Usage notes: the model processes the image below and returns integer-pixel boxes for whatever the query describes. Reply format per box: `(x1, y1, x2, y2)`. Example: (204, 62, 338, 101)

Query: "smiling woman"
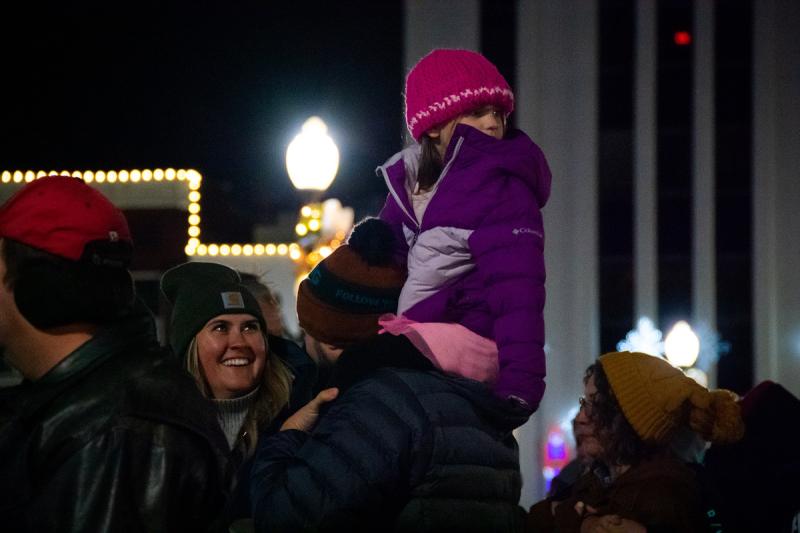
(160, 262, 305, 455)
(160, 261, 316, 525)
(194, 314, 267, 400)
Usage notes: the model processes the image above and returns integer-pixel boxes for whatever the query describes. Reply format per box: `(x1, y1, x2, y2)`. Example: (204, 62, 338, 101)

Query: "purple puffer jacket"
(377, 123, 551, 410)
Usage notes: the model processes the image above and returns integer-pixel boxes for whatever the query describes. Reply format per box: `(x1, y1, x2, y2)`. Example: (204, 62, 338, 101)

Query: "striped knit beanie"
(296, 217, 405, 347)
(404, 48, 515, 141)
(599, 351, 744, 445)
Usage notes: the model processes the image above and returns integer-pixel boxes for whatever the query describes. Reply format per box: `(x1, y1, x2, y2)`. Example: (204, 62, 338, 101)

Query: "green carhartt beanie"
(160, 262, 266, 359)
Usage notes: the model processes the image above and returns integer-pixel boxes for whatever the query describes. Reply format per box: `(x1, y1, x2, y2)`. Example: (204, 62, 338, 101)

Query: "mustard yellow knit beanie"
(598, 351, 744, 445)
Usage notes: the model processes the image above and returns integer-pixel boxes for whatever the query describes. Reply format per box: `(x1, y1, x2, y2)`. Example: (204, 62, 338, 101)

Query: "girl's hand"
(280, 388, 339, 432)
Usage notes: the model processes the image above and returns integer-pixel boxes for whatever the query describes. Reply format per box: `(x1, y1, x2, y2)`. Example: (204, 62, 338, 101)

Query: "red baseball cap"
(0, 176, 132, 261)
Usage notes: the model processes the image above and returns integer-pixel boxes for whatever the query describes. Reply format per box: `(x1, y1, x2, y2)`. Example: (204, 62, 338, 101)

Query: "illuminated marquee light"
(541, 426, 571, 493)
(0, 168, 331, 262)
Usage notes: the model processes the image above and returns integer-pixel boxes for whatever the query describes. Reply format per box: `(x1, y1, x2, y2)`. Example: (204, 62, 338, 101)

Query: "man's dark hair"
(2, 238, 135, 329)
(584, 362, 660, 466)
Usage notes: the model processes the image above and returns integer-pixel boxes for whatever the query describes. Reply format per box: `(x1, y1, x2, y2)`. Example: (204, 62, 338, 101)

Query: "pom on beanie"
(161, 262, 266, 358)
(404, 48, 514, 141)
(345, 217, 397, 266)
(296, 217, 405, 347)
(688, 388, 744, 444)
(599, 351, 744, 445)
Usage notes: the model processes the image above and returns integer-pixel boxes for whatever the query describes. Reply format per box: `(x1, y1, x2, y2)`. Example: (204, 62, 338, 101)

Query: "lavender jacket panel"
(377, 124, 552, 409)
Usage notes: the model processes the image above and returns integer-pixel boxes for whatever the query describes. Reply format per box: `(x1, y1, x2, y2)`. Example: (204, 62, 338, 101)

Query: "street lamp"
(285, 116, 339, 191)
(284, 116, 352, 277)
(663, 320, 700, 368)
(619, 318, 710, 385)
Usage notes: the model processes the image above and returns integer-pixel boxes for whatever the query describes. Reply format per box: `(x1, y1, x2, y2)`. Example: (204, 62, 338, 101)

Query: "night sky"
(1, 1, 405, 242)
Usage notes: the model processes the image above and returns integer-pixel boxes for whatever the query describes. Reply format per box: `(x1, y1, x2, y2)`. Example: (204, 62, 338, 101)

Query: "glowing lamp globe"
(286, 117, 339, 191)
(663, 321, 700, 368)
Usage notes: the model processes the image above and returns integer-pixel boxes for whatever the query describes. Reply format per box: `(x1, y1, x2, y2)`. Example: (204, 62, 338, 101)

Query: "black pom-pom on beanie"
(346, 216, 397, 267)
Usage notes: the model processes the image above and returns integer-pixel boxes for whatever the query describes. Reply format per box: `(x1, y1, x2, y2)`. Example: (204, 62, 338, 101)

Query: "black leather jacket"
(0, 303, 232, 532)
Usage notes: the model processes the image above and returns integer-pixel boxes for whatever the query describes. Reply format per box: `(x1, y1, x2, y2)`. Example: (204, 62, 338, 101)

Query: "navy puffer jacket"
(250, 334, 528, 532)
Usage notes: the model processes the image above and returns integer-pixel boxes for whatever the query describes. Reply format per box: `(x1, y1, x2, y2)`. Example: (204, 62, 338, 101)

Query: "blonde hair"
(185, 334, 293, 457)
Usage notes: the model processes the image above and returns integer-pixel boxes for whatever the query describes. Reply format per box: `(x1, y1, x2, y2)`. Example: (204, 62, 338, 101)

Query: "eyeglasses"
(578, 395, 596, 415)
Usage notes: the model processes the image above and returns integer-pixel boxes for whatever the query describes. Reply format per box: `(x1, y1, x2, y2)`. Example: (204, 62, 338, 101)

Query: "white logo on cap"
(109, 231, 119, 242)
(221, 292, 244, 309)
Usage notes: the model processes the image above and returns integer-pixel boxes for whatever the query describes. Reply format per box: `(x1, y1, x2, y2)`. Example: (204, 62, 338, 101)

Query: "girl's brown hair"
(416, 135, 444, 191)
(413, 109, 508, 192)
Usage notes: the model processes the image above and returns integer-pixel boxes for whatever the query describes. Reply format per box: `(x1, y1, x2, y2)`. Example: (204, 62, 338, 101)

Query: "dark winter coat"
(0, 302, 232, 532)
(527, 454, 709, 533)
(249, 333, 529, 532)
(377, 124, 551, 408)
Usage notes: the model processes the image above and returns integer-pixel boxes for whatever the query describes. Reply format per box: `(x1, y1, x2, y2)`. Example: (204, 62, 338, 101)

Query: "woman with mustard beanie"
(528, 351, 744, 532)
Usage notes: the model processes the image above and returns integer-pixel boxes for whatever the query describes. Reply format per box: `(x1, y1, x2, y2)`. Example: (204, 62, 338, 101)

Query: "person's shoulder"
(491, 129, 552, 207)
(621, 455, 701, 495)
(639, 454, 697, 475)
(84, 346, 228, 451)
(503, 128, 548, 156)
(385, 365, 456, 391)
(330, 364, 439, 424)
(19, 346, 226, 461)
(33, 344, 164, 420)
(342, 365, 429, 399)
(118, 345, 195, 400)
(268, 335, 315, 374)
(455, 145, 548, 211)
(352, 365, 477, 413)
(128, 351, 222, 420)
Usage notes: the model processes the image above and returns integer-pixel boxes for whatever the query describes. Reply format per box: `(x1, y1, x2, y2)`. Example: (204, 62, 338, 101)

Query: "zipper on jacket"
(381, 135, 464, 241)
(380, 165, 417, 229)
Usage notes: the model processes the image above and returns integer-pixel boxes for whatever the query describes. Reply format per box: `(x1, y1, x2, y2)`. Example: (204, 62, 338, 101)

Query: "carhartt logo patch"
(108, 231, 119, 242)
(221, 292, 244, 309)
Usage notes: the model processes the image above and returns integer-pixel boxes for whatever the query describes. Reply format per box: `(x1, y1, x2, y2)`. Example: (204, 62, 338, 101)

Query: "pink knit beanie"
(404, 48, 515, 141)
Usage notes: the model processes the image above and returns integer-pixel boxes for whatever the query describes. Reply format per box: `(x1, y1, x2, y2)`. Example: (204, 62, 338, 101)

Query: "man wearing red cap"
(0, 177, 231, 531)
